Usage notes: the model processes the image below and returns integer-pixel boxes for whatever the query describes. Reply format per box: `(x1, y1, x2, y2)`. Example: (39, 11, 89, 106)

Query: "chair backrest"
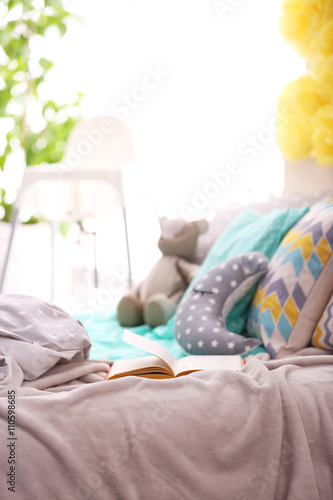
(16, 116, 134, 221)
(62, 115, 134, 170)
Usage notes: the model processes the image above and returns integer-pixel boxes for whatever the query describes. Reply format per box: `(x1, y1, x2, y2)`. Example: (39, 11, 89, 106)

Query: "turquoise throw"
(77, 309, 184, 360)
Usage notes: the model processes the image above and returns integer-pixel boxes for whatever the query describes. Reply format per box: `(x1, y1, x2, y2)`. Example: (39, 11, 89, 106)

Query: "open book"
(105, 330, 245, 380)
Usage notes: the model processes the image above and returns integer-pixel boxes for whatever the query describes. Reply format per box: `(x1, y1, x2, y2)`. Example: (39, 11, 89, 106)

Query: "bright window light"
(4, 0, 305, 217)
(0, 1, 307, 305)
(40, 0, 304, 217)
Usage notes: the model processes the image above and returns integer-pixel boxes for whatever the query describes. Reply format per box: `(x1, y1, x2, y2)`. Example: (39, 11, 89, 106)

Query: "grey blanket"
(1, 355, 333, 500)
(0, 294, 91, 386)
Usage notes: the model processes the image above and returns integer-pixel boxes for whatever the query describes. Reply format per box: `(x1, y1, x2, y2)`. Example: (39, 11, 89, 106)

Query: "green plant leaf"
(0, 0, 83, 225)
(39, 57, 54, 72)
(0, 155, 7, 170)
(57, 21, 67, 36)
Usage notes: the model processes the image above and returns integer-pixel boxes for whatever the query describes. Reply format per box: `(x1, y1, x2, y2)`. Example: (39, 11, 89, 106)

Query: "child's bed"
(1, 191, 333, 500)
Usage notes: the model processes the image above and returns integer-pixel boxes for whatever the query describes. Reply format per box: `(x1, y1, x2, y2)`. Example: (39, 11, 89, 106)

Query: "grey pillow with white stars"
(174, 252, 268, 355)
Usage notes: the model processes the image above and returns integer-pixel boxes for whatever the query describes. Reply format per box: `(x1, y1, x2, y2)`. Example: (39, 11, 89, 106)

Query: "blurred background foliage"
(0, 0, 82, 222)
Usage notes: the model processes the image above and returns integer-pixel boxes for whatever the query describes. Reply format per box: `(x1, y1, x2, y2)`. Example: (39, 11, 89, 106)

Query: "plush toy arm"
(176, 258, 201, 285)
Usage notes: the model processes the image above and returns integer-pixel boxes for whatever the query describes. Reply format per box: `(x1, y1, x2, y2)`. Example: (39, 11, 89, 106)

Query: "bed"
(1, 191, 333, 500)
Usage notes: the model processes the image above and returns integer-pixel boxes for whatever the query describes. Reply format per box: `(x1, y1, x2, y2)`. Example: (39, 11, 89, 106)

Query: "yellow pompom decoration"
(313, 105, 333, 166)
(314, 55, 333, 102)
(276, 76, 326, 160)
(280, 0, 333, 58)
(277, 112, 313, 161)
(277, 0, 333, 166)
(310, 19, 333, 58)
(278, 75, 326, 116)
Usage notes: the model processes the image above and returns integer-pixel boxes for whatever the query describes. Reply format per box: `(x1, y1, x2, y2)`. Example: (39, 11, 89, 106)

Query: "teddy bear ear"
(193, 219, 209, 235)
(159, 217, 188, 238)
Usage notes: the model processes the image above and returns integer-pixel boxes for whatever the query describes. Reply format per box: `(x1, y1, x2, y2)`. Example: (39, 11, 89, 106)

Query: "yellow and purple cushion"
(247, 196, 333, 358)
(312, 293, 333, 351)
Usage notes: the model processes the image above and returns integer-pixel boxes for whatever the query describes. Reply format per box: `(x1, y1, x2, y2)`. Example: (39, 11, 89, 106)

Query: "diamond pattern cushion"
(312, 293, 333, 351)
(247, 197, 333, 359)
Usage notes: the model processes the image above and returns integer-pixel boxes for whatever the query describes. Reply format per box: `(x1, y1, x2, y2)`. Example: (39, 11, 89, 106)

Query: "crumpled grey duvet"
(0, 354, 333, 500)
(0, 294, 91, 386)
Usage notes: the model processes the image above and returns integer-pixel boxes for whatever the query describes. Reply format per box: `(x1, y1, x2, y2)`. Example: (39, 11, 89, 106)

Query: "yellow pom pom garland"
(313, 105, 333, 166)
(277, 0, 333, 166)
(311, 19, 333, 58)
(279, 0, 333, 59)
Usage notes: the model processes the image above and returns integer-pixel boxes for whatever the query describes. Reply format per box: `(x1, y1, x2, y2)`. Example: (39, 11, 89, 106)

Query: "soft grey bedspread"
(0, 355, 333, 500)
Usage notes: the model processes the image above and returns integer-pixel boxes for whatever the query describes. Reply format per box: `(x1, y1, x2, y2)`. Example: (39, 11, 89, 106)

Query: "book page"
(123, 329, 177, 372)
(106, 356, 171, 379)
(173, 355, 244, 376)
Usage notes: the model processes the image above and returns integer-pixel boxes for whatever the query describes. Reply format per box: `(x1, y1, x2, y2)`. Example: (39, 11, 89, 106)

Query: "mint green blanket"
(77, 308, 268, 360)
(77, 309, 185, 360)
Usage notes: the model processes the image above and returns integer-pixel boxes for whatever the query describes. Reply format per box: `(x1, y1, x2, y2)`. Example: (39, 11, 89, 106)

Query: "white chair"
(0, 115, 134, 299)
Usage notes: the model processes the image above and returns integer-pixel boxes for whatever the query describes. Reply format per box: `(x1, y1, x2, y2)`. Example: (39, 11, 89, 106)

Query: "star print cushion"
(0, 294, 91, 383)
(174, 252, 268, 355)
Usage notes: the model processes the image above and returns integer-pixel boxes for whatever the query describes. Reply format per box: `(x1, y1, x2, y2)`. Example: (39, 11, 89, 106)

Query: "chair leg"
(122, 205, 132, 289)
(0, 207, 19, 293)
(50, 221, 55, 303)
(93, 232, 98, 288)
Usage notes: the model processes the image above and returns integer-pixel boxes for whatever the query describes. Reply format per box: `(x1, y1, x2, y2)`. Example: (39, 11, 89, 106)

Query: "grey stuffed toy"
(174, 252, 268, 355)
